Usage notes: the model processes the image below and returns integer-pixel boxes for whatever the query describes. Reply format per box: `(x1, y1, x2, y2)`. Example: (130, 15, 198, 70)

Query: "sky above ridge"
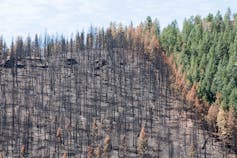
(0, 0, 237, 42)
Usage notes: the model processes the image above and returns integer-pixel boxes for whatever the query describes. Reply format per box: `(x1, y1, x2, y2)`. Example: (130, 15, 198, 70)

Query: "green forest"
(161, 9, 237, 109)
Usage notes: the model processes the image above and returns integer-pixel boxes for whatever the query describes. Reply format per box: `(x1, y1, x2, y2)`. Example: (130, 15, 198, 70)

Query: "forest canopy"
(160, 8, 237, 110)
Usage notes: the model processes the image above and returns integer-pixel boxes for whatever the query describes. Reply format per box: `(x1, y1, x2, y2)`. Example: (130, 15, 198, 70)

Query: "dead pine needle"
(94, 146, 102, 158)
(137, 127, 148, 157)
(0, 152, 4, 158)
(87, 145, 94, 158)
(56, 127, 62, 143)
(20, 145, 26, 157)
(103, 134, 112, 157)
(61, 151, 67, 158)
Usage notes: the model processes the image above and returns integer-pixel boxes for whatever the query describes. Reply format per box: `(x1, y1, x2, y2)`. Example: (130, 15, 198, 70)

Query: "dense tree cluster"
(161, 9, 237, 144)
(161, 9, 237, 109)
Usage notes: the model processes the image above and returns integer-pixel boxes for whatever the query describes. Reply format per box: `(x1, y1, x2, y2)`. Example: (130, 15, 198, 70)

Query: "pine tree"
(137, 127, 148, 157)
(229, 88, 237, 108)
(206, 105, 219, 131)
(217, 107, 228, 139)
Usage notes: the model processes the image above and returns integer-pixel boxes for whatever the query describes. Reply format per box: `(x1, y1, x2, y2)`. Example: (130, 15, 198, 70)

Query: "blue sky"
(0, 0, 237, 42)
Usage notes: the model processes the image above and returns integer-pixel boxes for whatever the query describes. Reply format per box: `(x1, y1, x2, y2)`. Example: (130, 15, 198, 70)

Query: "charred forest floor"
(0, 49, 236, 158)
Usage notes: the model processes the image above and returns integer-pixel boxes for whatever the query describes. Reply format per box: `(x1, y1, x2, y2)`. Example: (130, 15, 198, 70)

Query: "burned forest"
(0, 17, 236, 158)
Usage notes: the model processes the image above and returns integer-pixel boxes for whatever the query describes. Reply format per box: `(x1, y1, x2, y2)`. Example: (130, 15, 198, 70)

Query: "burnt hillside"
(0, 47, 234, 158)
